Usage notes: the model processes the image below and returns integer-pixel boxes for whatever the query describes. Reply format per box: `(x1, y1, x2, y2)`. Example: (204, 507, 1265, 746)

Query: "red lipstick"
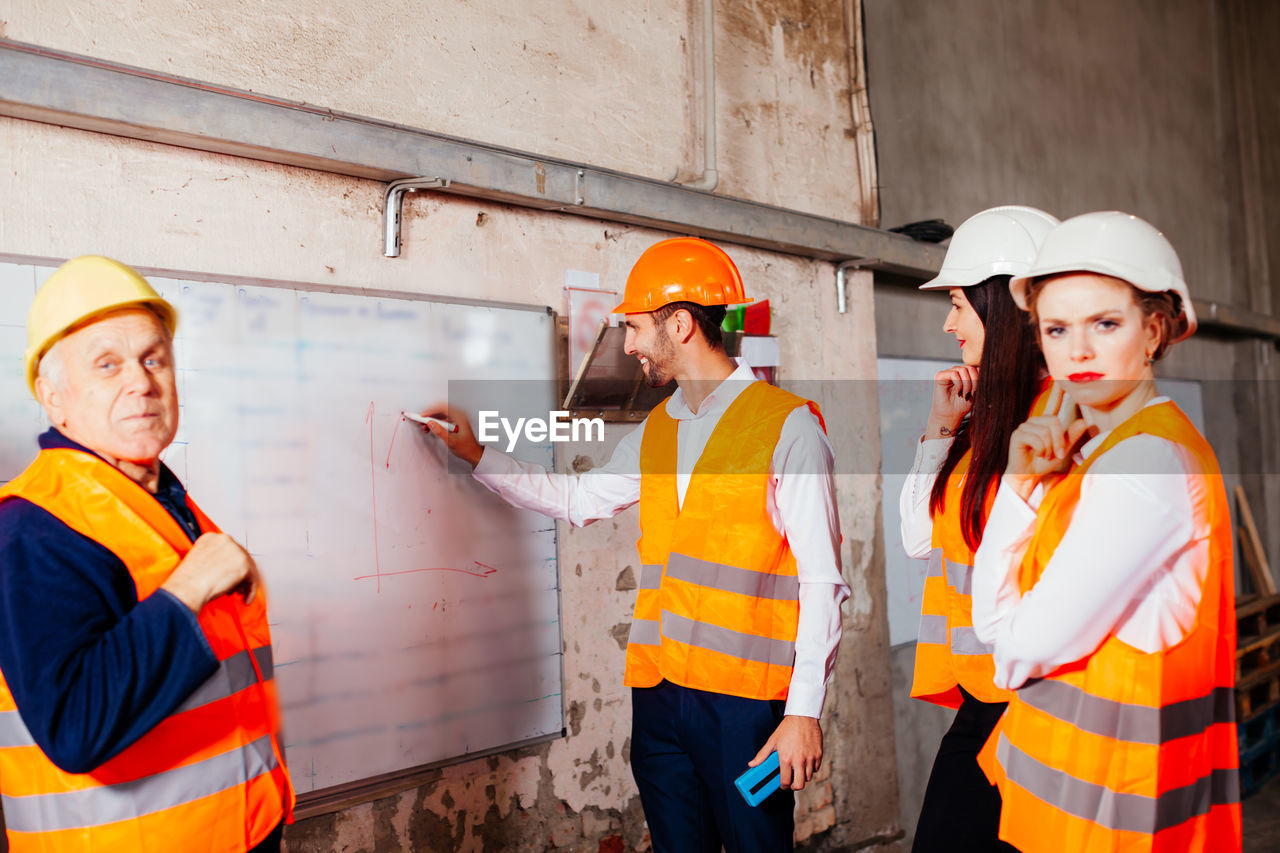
(1067, 372, 1103, 383)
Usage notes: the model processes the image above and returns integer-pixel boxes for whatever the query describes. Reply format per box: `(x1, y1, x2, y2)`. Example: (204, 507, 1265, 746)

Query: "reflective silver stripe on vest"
(926, 548, 944, 578)
(1017, 679, 1235, 745)
(917, 614, 947, 645)
(629, 618, 661, 647)
(639, 564, 664, 590)
(661, 611, 796, 668)
(175, 645, 275, 715)
(0, 646, 277, 750)
(666, 553, 800, 601)
(996, 732, 1239, 834)
(945, 558, 974, 596)
(950, 627, 993, 656)
(0, 733, 278, 833)
(0, 709, 35, 748)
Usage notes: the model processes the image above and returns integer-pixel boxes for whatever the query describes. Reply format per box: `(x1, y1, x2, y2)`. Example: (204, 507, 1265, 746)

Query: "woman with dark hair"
(898, 205, 1058, 851)
(972, 212, 1241, 852)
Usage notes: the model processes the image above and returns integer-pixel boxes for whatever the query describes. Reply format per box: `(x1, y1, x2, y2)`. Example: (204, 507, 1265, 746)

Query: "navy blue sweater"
(0, 430, 218, 773)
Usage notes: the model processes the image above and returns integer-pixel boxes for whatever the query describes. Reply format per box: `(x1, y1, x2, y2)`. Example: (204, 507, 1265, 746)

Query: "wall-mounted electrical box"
(560, 322, 780, 422)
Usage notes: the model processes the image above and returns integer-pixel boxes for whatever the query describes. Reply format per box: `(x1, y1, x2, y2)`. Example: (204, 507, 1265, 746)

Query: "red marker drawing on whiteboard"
(402, 412, 459, 433)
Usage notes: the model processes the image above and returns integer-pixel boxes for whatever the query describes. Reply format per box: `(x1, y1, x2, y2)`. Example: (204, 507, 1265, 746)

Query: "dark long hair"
(928, 276, 1044, 550)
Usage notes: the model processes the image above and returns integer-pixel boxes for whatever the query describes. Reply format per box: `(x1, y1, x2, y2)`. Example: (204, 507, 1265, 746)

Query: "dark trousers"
(249, 821, 284, 853)
(631, 681, 794, 853)
(912, 687, 1016, 852)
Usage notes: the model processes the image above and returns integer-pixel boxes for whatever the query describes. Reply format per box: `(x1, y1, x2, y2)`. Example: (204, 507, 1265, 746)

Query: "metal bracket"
(383, 177, 452, 258)
(834, 258, 880, 314)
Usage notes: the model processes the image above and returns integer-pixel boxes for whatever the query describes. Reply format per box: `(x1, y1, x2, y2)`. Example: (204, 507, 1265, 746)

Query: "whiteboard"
(0, 259, 564, 796)
(877, 357, 1205, 647)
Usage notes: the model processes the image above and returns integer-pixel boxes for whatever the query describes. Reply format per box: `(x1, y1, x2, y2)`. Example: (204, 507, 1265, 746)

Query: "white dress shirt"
(898, 437, 954, 560)
(472, 362, 849, 718)
(971, 398, 1204, 690)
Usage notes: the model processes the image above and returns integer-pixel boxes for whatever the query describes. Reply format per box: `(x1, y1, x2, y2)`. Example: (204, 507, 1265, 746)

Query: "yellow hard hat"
(24, 256, 178, 395)
(612, 237, 752, 314)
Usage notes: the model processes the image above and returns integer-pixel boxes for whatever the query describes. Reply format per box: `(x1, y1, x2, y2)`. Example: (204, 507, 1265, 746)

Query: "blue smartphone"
(734, 751, 781, 807)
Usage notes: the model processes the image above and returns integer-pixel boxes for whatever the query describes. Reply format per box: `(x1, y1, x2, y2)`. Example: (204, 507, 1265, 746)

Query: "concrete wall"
(0, 0, 897, 840)
(866, 0, 1229, 300)
(0, 0, 871, 223)
(0, 117, 896, 850)
(863, 0, 1280, 845)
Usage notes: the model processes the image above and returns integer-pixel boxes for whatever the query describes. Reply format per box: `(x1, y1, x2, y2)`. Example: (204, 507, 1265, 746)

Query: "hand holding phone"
(734, 751, 781, 807)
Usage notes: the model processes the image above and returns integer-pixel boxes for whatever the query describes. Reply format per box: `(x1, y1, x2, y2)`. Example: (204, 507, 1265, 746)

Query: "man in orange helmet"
(422, 237, 848, 852)
(0, 257, 293, 852)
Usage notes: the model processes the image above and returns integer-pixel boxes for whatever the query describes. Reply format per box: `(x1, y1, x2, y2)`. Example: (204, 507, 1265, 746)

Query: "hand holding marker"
(408, 405, 486, 469)
(402, 411, 458, 433)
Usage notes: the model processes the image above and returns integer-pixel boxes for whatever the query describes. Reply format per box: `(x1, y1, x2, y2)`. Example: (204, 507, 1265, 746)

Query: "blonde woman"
(972, 212, 1240, 852)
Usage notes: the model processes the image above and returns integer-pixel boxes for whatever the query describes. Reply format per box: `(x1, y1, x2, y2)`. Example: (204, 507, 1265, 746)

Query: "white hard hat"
(1009, 211, 1196, 342)
(918, 205, 1060, 291)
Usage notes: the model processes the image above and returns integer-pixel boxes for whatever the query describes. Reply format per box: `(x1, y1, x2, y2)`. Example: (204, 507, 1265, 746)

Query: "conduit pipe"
(678, 0, 718, 191)
(836, 258, 878, 314)
(383, 177, 450, 257)
(845, 0, 878, 225)
(0, 39, 940, 277)
(6, 41, 1280, 342)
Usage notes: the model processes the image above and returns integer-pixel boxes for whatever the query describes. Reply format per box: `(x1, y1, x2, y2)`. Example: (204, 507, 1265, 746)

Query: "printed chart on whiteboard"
(0, 260, 565, 796)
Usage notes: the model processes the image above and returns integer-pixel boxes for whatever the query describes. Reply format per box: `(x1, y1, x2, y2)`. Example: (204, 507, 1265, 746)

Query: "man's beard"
(640, 327, 675, 387)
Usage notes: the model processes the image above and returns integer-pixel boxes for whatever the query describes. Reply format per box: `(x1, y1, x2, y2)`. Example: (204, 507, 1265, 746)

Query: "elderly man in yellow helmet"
(423, 238, 848, 852)
(0, 257, 293, 852)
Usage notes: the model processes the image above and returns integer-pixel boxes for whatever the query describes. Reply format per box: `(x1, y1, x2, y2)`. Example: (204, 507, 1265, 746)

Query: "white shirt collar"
(665, 359, 758, 421)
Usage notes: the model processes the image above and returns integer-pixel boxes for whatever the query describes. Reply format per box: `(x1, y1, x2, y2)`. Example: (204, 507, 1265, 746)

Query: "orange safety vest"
(977, 401, 1241, 852)
(911, 384, 1053, 708)
(624, 382, 824, 701)
(0, 448, 294, 853)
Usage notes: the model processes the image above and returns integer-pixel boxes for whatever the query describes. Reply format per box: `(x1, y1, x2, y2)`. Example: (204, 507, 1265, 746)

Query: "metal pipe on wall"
(836, 259, 878, 314)
(845, 0, 878, 227)
(0, 41, 940, 276)
(383, 178, 450, 258)
(678, 0, 719, 192)
(2, 41, 1278, 342)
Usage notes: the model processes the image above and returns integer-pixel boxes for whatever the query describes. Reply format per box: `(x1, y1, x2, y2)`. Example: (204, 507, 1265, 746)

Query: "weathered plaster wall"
(863, 0, 1280, 845)
(0, 1, 893, 848)
(0, 0, 871, 223)
(0, 116, 898, 850)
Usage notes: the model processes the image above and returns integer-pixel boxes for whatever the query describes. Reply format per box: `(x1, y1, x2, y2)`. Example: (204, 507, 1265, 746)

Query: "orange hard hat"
(612, 237, 752, 314)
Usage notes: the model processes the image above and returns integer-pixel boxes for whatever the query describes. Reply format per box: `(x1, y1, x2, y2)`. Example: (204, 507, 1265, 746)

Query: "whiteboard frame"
(293, 727, 566, 819)
(2, 252, 569, 816)
(0, 252, 556, 317)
